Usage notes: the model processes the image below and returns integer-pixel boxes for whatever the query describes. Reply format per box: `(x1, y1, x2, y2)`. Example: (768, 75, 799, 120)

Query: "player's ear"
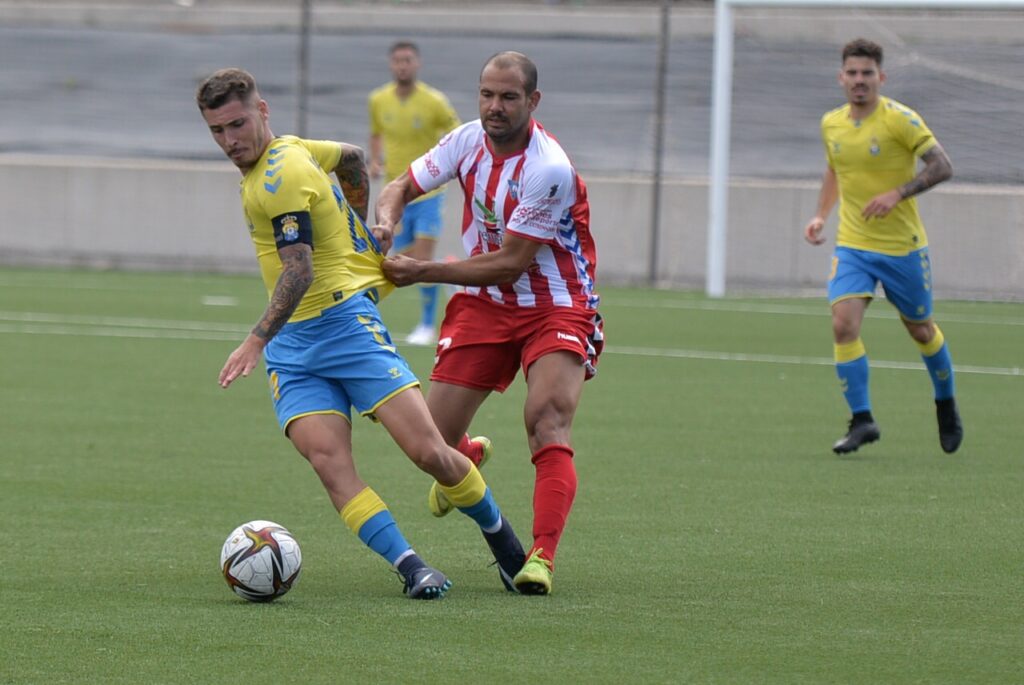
(878, 68, 887, 85)
(528, 89, 541, 112)
(257, 98, 270, 121)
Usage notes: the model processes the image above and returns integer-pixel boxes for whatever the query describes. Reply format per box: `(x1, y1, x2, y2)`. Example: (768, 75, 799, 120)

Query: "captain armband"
(271, 211, 313, 250)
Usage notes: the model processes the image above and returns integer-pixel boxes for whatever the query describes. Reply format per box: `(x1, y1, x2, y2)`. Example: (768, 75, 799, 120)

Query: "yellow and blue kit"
(368, 82, 459, 326)
(820, 97, 955, 406)
(240, 135, 393, 320)
(821, 97, 939, 319)
(367, 81, 460, 199)
(822, 95, 936, 256)
(239, 135, 417, 430)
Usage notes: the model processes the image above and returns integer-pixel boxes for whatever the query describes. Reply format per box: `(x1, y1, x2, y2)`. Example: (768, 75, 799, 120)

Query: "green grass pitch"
(1, 266, 1021, 684)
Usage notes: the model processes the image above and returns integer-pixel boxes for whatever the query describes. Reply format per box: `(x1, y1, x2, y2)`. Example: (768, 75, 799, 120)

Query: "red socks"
(530, 444, 577, 564)
(456, 436, 578, 565)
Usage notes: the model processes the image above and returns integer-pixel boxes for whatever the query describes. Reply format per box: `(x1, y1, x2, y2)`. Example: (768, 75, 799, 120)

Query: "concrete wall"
(2, 155, 1021, 299)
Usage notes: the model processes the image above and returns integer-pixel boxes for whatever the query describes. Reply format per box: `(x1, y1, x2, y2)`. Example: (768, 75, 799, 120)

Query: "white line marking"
(0, 276, 244, 292)
(604, 345, 1023, 377)
(0, 311, 248, 332)
(0, 323, 241, 341)
(201, 295, 240, 307)
(1, 312, 1020, 378)
(606, 298, 1024, 327)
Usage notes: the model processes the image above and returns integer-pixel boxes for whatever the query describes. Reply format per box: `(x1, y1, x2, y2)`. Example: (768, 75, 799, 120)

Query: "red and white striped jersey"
(409, 119, 599, 311)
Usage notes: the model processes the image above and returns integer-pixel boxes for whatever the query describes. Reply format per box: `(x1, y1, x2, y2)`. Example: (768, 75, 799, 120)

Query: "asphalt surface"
(2, 21, 1022, 182)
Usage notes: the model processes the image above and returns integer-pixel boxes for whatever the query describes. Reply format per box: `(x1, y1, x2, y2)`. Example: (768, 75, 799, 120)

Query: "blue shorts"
(828, 246, 934, 322)
(392, 193, 444, 253)
(263, 293, 420, 432)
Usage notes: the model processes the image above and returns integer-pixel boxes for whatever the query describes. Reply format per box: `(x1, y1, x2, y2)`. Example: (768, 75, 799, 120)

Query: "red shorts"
(430, 293, 605, 393)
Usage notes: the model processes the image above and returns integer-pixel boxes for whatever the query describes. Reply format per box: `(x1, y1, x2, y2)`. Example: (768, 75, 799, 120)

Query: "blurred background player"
(197, 67, 523, 599)
(803, 38, 963, 455)
(368, 41, 461, 345)
(376, 52, 603, 595)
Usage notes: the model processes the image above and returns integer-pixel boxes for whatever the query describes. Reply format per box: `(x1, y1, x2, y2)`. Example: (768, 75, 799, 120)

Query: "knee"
(832, 319, 858, 342)
(526, 405, 573, 447)
(907, 321, 935, 345)
(300, 445, 332, 472)
(403, 438, 451, 473)
(298, 446, 355, 492)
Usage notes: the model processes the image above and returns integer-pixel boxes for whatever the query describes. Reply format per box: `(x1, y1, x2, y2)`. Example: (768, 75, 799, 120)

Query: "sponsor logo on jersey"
(511, 205, 553, 231)
(425, 154, 442, 178)
(474, 197, 499, 228)
(482, 230, 503, 247)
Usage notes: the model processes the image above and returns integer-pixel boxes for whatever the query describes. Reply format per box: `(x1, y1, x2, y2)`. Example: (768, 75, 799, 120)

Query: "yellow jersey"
(240, 136, 392, 322)
(821, 96, 937, 255)
(368, 81, 460, 200)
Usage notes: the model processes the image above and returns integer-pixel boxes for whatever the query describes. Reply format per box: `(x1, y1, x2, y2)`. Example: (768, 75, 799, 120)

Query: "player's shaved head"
(481, 51, 538, 95)
(196, 67, 260, 111)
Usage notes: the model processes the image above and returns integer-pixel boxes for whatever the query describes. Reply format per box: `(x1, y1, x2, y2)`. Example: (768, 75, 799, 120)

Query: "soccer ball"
(220, 520, 302, 602)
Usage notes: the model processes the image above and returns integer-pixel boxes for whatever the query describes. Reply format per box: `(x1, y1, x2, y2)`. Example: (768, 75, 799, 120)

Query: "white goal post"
(706, 0, 1024, 297)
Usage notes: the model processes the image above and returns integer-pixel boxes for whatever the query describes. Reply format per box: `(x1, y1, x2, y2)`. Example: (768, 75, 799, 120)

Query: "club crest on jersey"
(869, 137, 881, 156)
(280, 215, 300, 242)
(507, 178, 520, 201)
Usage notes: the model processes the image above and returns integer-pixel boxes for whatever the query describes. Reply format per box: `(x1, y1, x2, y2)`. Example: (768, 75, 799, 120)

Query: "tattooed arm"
(218, 243, 314, 388)
(252, 244, 314, 341)
(334, 143, 370, 222)
(862, 143, 953, 219)
(898, 144, 954, 200)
